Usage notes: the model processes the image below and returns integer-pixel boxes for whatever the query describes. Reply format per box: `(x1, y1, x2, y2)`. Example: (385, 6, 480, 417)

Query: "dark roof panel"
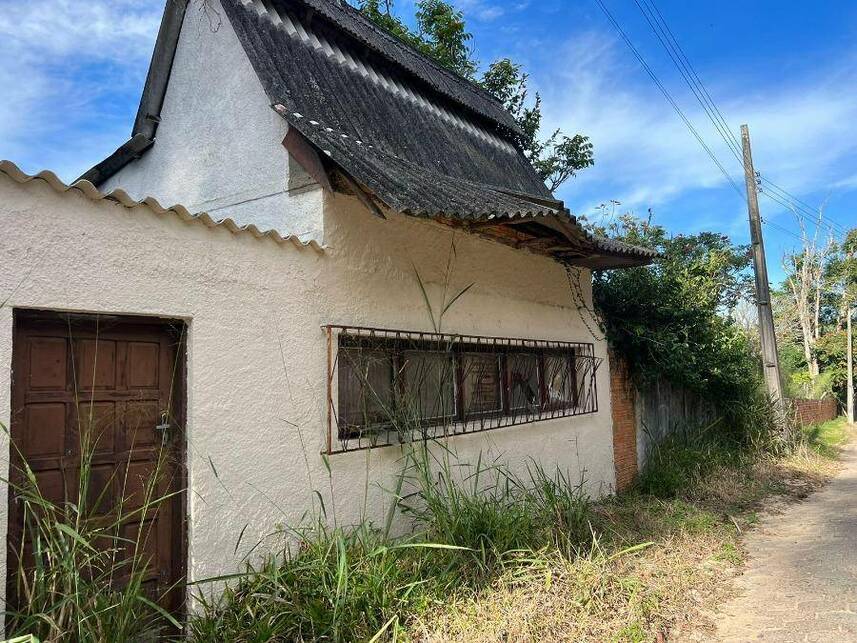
(289, 0, 520, 133)
(222, 0, 553, 201)
(288, 116, 561, 219)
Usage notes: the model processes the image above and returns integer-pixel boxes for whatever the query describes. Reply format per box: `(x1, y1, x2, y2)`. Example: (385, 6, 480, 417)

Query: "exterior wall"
(791, 398, 838, 427)
(100, 0, 324, 242)
(0, 175, 616, 596)
(608, 352, 637, 491)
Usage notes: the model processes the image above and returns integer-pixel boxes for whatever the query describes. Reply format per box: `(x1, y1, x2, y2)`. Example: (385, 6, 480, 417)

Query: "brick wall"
(609, 352, 638, 492)
(791, 398, 838, 427)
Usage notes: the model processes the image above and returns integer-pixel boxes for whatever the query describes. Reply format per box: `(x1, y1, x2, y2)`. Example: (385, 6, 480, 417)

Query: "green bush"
(592, 215, 760, 413)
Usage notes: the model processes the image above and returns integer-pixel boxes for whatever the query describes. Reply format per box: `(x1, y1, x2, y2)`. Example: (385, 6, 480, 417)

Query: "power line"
(626, 0, 851, 241)
(593, 0, 745, 198)
(759, 176, 849, 237)
(632, 0, 743, 165)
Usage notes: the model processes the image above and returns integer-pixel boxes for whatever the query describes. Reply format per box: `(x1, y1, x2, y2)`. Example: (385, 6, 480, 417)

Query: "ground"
(712, 436, 857, 642)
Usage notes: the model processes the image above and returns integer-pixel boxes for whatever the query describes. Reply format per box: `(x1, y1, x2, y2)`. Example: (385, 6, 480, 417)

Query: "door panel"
(7, 312, 186, 623)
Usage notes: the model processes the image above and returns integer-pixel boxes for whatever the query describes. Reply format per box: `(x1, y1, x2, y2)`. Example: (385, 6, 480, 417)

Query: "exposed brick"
(791, 398, 838, 427)
(609, 351, 637, 492)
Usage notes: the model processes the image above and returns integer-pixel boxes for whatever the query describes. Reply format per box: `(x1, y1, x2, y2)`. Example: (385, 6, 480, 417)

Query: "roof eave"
(78, 0, 189, 186)
(76, 134, 154, 185)
(132, 0, 189, 140)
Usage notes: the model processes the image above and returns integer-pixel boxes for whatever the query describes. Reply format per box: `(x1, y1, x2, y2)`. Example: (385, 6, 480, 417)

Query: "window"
(544, 353, 573, 409)
(401, 350, 456, 422)
(461, 353, 503, 418)
(327, 327, 600, 453)
(337, 347, 393, 431)
(507, 353, 539, 413)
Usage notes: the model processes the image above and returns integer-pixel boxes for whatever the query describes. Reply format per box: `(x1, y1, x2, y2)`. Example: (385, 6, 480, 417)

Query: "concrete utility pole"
(741, 124, 785, 408)
(848, 307, 854, 424)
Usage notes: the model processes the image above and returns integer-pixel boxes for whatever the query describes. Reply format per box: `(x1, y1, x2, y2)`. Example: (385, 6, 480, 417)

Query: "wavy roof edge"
(0, 160, 324, 253)
(591, 236, 659, 259)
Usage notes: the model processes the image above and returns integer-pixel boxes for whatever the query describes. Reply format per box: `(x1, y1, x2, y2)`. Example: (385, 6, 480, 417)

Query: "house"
(0, 0, 655, 618)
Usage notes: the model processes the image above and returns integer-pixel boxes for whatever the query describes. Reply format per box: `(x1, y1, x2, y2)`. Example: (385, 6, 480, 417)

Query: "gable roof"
(81, 0, 656, 268)
(224, 0, 553, 200)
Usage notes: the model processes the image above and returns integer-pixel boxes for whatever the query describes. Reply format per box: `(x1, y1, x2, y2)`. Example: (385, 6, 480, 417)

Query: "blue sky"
(2, 0, 856, 283)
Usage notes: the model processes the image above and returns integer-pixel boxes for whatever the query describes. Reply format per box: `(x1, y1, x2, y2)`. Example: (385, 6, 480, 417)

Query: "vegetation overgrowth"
(186, 417, 850, 642)
(2, 423, 181, 642)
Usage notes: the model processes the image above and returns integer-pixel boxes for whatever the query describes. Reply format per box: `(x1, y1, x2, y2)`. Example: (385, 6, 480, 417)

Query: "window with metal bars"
(325, 326, 601, 454)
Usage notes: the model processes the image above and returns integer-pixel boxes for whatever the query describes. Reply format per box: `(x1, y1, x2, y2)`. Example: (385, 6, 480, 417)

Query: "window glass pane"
(400, 351, 456, 422)
(461, 353, 502, 417)
(544, 354, 572, 408)
(338, 348, 393, 431)
(507, 353, 539, 412)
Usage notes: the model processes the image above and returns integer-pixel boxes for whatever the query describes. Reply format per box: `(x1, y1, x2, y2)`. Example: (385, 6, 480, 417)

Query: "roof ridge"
(313, 0, 505, 108)
(253, 5, 517, 153)
(277, 0, 521, 133)
(0, 160, 324, 253)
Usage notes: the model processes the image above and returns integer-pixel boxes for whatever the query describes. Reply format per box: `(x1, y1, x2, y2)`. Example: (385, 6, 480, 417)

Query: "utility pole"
(848, 307, 854, 424)
(741, 124, 785, 409)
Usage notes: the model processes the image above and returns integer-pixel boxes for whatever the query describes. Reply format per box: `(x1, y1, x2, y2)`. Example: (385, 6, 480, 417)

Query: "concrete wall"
(100, 0, 324, 242)
(0, 173, 617, 595)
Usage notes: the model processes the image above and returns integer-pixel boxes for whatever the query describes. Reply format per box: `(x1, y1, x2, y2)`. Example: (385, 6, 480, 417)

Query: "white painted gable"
(101, 0, 324, 243)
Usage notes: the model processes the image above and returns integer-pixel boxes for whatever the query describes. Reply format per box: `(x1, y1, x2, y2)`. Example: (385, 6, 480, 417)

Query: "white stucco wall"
(0, 174, 616, 598)
(100, 0, 324, 241)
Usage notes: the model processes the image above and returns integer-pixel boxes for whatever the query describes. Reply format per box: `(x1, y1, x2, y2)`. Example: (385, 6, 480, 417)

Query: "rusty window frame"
(324, 325, 601, 454)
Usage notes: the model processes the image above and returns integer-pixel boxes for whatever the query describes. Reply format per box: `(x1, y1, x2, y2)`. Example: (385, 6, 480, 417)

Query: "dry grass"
(409, 419, 853, 642)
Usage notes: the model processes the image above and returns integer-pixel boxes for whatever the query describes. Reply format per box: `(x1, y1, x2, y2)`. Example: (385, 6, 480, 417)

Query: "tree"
(775, 219, 857, 403)
(481, 59, 594, 191)
(358, 0, 477, 77)
(353, 0, 594, 192)
(781, 209, 836, 381)
(590, 213, 757, 408)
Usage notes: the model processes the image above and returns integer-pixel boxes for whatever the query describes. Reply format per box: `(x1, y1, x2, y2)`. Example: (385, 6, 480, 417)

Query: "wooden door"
(7, 311, 186, 621)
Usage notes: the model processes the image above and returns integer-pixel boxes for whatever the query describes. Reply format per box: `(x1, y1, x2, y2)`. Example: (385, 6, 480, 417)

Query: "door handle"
(155, 412, 171, 440)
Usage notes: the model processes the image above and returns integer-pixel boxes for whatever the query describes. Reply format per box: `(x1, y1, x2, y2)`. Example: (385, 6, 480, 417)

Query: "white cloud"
(539, 32, 857, 218)
(0, 0, 161, 179)
(0, 0, 161, 61)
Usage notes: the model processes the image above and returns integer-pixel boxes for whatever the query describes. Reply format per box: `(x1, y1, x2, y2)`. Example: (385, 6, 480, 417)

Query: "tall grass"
(188, 443, 597, 641)
(3, 419, 180, 642)
(186, 522, 473, 642)
(399, 445, 594, 568)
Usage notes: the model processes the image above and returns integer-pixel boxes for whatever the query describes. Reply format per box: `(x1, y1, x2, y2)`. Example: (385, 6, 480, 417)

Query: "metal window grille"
(324, 325, 602, 454)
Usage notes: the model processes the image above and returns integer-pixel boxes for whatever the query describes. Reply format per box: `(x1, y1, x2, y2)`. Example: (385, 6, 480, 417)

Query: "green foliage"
(356, 0, 475, 77)
(592, 213, 759, 411)
(189, 445, 596, 641)
(775, 223, 856, 407)
(353, 1, 594, 191)
(481, 59, 594, 191)
(188, 524, 434, 642)
(399, 446, 594, 571)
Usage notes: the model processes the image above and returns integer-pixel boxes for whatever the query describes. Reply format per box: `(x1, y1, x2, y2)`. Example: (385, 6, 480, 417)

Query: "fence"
(610, 352, 721, 489)
(609, 354, 844, 491)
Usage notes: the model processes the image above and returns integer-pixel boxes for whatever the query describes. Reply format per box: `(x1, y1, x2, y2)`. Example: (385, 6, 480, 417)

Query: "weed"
(3, 421, 180, 642)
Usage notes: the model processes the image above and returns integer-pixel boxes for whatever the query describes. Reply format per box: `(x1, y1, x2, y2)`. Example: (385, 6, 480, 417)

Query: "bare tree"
(782, 205, 835, 381)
